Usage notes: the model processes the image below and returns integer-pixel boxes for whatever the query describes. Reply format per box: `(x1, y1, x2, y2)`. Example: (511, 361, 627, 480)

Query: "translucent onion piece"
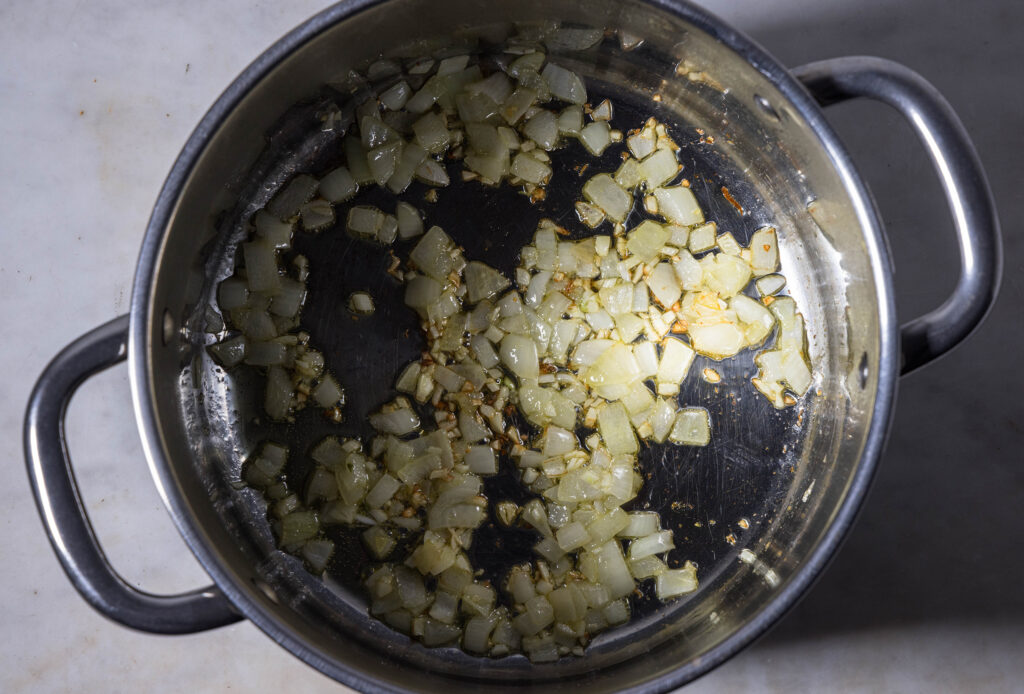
(654, 185, 703, 226)
(583, 174, 631, 223)
(541, 63, 587, 104)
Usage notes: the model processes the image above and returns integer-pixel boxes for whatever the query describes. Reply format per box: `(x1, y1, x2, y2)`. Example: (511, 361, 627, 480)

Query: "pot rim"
(128, 1, 899, 690)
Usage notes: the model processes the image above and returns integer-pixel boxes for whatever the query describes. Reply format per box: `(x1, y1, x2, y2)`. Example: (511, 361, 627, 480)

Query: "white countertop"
(2, 1, 1021, 692)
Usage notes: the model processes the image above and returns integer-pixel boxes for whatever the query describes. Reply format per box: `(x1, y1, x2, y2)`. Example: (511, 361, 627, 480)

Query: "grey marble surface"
(2, 1, 1021, 692)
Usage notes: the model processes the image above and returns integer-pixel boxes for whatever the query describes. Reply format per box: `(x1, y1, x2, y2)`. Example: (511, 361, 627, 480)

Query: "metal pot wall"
(25, 0, 1000, 691)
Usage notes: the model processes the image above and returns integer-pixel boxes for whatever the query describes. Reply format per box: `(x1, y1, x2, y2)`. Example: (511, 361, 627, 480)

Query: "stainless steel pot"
(24, 0, 1000, 691)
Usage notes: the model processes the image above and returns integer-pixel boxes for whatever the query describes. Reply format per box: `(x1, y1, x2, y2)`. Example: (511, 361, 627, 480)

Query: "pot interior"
(137, 0, 888, 690)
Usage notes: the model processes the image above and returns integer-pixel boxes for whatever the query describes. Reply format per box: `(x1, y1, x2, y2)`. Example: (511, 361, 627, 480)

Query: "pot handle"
(792, 56, 1001, 375)
(24, 315, 242, 634)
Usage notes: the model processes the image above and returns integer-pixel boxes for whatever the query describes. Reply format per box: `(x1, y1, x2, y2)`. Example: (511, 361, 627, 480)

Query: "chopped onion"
(541, 63, 587, 104)
(511, 153, 552, 185)
(688, 222, 717, 253)
(655, 562, 698, 599)
(348, 291, 375, 315)
(749, 227, 779, 275)
(301, 198, 334, 231)
(225, 47, 819, 664)
(640, 149, 680, 188)
(755, 273, 786, 296)
(669, 407, 711, 446)
(579, 121, 611, 155)
(522, 110, 559, 150)
(583, 174, 631, 223)
(255, 210, 294, 249)
(654, 186, 703, 226)
(500, 333, 540, 380)
(370, 407, 420, 435)
(628, 530, 675, 559)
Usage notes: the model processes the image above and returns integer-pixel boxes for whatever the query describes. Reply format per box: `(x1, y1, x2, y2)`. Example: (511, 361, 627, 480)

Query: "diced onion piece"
(597, 402, 638, 455)
(363, 525, 397, 559)
(348, 291, 375, 315)
(591, 99, 613, 121)
(388, 142, 427, 194)
(255, 210, 294, 249)
(703, 254, 752, 298)
(500, 333, 540, 379)
(583, 174, 631, 222)
(688, 222, 717, 253)
(615, 157, 643, 190)
(673, 250, 703, 290)
(632, 342, 659, 379)
(628, 530, 675, 559)
(347, 205, 384, 238)
(501, 87, 538, 125)
(511, 153, 552, 185)
(666, 224, 689, 247)
(361, 116, 399, 149)
(688, 322, 746, 360)
(648, 399, 677, 443)
(574, 200, 606, 228)
(279, 510, 319, 546)
(242, 241, 281, 293)
(627, 128, 656, 160)
(217, 277, 249, 310)
(344, 135, 374, 184)
(655, 561, 698, 599)
(545, 26, 604, 51)
(412, 112, 450, 154)
(646, 262, 682, 308)
(717, 231, 742, 256)
(468, 71, 514, 104)
(782, 349, 812, 395)
(626, 220, 668, 262)
(629, 555, 668, 579)
(579, 121, 611, 155)
(312, 374, 344, 407)
(370, 408, 420, 435)
(380, 80, 411, 111)
(465, 149, 510, 183)
(465, 445, 498, 475)
(410, 226, 459, 281)
(208, 336, 247, 368)
(300, 198, 334, 232)
(541, 63, 587, 104)
(365, 473, 402, 508)
(463, 615, 496, 654)
(523, 110, 559, 150)
(379, 214, 399, 245)
(465, 260, 511, 303)
(415, 157, 450, 187)
(730, 294, 774, 346)
(592, 540, 634, 599)
(750, 226, 779, 275)
(654, 186, 703, 226)
(755, 273, 786, 296)
(657, 338, 695, 390)
(669, 407, 711, 446)
(555, 521, 591, 551)
(301, 539, 334, 573)
(640, 149, 681, 188)
(319, 166, 358, 203)
(245, 340, 287, 367)
(558, 105, 583, 135)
